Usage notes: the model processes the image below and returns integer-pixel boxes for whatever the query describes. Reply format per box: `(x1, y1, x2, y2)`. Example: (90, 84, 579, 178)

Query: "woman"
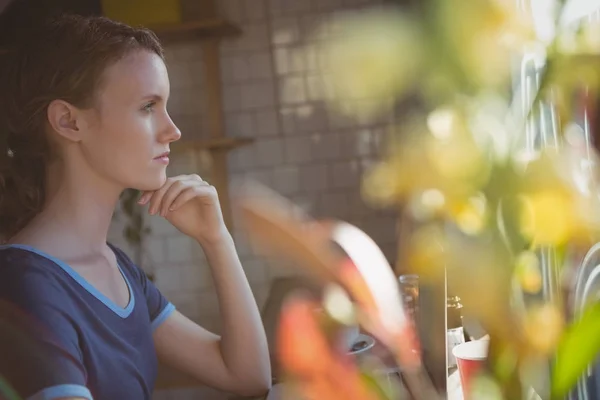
(0, 14, 271, 400)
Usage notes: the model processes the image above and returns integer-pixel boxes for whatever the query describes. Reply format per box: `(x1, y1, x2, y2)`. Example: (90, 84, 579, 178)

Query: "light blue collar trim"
(0, 244, 135, 318)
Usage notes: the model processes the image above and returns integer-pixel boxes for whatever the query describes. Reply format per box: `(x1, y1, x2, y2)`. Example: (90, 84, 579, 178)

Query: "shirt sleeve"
(0, 265, 92, 400)
(109, 245, 175, 331)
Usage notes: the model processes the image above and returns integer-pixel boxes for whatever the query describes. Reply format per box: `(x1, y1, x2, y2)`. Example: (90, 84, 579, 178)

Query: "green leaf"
(552, 302, 600, 399)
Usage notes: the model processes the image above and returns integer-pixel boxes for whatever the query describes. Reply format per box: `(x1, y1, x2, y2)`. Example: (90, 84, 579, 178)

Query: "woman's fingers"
(159, 180, 189, 217)
(169, 184, 216, 211)
(147, 178, 178, 215)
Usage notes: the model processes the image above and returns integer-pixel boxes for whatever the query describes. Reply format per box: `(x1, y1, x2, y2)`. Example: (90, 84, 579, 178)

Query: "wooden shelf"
(171, 137, 254, 153)
(150, 18, 242, 42)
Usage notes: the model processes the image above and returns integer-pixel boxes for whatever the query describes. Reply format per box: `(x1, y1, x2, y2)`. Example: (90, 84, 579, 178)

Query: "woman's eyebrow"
(140, 94, 164, 102)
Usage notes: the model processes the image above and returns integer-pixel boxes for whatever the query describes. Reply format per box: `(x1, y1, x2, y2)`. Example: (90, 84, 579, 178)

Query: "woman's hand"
(138, 174, 228, 244)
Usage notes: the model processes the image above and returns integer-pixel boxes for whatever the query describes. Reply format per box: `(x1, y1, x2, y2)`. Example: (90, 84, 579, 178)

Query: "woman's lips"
(153, 152, 170, 164)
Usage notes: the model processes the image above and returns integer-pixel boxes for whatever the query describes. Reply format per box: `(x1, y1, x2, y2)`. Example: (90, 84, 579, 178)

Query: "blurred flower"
(449, 194, 488, 235)
(277, 296, 333, 377)
(277, 296, 386, 400)
(433, 0, 537, 90)
(318, 8, 422, 121)
(514, 251, 543, 294)
(523, 303, 565, 356)
(323, 284, 357, 326)
(557, 19, 600, 54)
(518, 148, 600, 246)
(469, 374, 505, 400)
(405, 223, 447, 282)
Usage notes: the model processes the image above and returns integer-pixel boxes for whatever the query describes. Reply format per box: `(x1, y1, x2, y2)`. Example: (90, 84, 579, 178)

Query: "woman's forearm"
(198, 232, 272, 392)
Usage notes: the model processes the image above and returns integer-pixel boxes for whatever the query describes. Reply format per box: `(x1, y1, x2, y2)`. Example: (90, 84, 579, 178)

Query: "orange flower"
(277, 296, 334, 376)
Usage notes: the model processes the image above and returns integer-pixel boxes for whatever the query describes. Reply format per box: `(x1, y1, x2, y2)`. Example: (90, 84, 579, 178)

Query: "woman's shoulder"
(0, 244, 60, 279)
(0, 245, 76, 306)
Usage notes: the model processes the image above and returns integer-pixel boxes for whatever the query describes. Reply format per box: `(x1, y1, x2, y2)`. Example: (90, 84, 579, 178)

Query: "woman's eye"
(142, 102, 156, 112)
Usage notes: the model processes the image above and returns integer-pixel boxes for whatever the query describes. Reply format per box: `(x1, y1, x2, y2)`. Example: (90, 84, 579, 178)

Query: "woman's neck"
(10, 160, 123, 256)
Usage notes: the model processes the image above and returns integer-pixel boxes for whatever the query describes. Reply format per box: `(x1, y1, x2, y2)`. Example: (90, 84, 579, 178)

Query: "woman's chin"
(135, 174, 168, 192)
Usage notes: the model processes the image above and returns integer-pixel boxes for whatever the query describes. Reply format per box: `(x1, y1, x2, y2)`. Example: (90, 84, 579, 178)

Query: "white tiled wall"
(108, 0, 399, 398)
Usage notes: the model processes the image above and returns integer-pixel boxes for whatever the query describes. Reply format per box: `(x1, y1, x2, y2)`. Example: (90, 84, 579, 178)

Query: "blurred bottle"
(398, 274, 420, 326)
(447, 295, 466, 369)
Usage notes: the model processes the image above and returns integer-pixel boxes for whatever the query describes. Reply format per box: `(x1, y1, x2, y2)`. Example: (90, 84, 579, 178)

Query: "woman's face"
(77, 50, 181, 191)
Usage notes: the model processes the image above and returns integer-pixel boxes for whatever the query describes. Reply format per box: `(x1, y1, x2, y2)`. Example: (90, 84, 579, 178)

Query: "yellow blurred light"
(453, 195, 488, 235)
(520, 191, 575, 246)
(515, 251, 542, 294)
(524, 303, 565, 356)
(427, 108, 458, 140)
(323, 284, 357, 326)
(320, 9, 422, 120)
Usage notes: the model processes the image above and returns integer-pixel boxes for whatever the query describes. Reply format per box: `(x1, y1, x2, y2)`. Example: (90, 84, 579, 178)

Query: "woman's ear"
(46, 99, 83, 143)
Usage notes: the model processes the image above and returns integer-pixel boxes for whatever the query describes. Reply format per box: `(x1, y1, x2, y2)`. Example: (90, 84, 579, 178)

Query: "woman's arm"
(144, 175, 271, 397)
(153, 232, 271, 397)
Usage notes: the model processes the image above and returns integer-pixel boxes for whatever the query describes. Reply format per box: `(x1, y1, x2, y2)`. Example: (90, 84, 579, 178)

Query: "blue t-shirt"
(0, 243, 176, 400)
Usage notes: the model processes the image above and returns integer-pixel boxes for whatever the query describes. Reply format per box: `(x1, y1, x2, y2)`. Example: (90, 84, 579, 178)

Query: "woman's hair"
(0, 14, 164, 242)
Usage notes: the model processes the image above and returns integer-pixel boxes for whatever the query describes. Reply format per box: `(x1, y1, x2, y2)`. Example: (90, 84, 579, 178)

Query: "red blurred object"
(452, 340, 489, 398)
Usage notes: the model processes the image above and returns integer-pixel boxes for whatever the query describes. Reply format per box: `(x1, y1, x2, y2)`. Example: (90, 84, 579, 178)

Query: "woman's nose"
(162, 115, 182, 143)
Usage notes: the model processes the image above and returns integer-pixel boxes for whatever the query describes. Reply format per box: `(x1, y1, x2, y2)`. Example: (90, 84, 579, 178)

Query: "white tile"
(279, 0, 313, 15)
(179, 264, 212, 291)
(231, 54, 251, 82)
(294, 104, 328, 132)
(356, 129, 375, 157)
(306, 74, 334, 101)
(237, 23, 270, 51)
(320, 191, 352, 219)
(143, 237, 167, 265)
(268, 0, 283, 15)
(299, 164, 329, 192)
(311, 132, 341, 161)
(147, 215, 178, 236)
(255, 108, 280, 136)
(331, 160, 360, 188)
(273, 46, 305, 75)
(284, 136, 312, 163)
(186, 61, 205, 86)
(271, 17, 301, 45)
(255, 138, 285, 167)
(245, 169, 275, 187)
(343, 0, 374, 6)
(314, 0, 343, 11)
(166, 236, 195, 264)
(198, 291, 221, 315)
(248, 51, 274, 80)
(328, 109, 357, 130)
(166, 62, 191, 90)
(243, 258, 270, 284)
(300, 13, 329, 40)
(279, 76, 306, 104)
(303, 44, 320, 71)
(219, 55, 236, 84)
(228, 146, 256, 172)
(219, 0, 245, 22)
(154, 268, 182, 294)
(222, 85, 242, 112)
(225, 112, 256, 138)
(272, 165, 300, 195)
(279, 107, 297, 135)
(240, 80, 276, 109)
(244, 0, 267, 21)
(177, 87, 204, 116)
